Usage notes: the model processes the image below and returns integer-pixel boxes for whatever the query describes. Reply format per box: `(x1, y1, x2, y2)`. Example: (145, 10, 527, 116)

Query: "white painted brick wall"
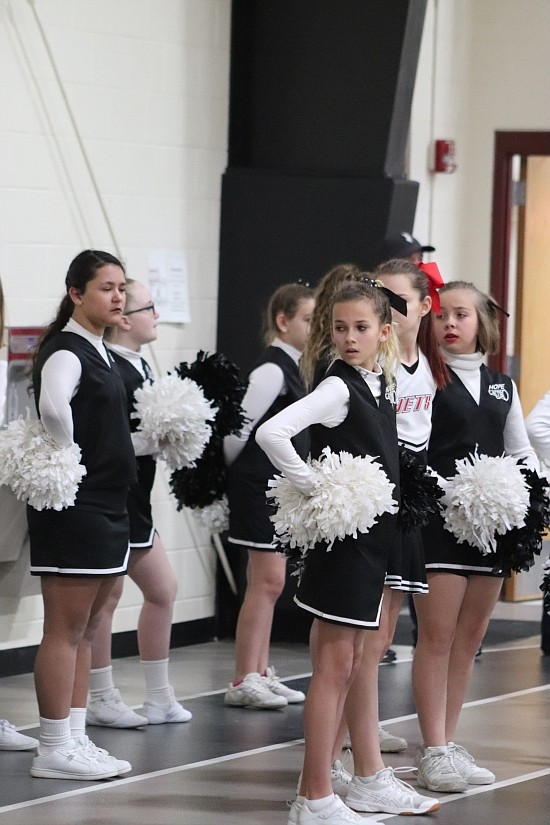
(0, 0, 230, 650)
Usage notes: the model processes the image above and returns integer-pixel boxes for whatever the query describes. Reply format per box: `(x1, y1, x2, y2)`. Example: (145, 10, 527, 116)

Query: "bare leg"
(383, 589, 405, 657)
(129, 534, 178, 661)
(300, 619, 365, 800)
(343, 589, 391, 775)
(412, 573, 467, 746)
(72, 579, 122, 709)
(90, 577, 124, 670)
(233, 550, 286, 681)
(35, 577, 114, 719)
(444, 576, 503, 741)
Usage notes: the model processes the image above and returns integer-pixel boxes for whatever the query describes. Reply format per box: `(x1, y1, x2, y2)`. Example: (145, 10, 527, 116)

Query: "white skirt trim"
(227, 536, 276, 550)
(130, 526, 156, 549)
(31, 545, 130, 576)
(293, 593, 383, 628)
(425, 562, 494, 574)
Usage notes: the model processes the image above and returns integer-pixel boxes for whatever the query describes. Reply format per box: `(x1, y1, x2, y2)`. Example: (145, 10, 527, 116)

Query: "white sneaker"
(448, 742, 496, 784)
(224, 672, 287, 709)
(346, 767, 440, 814)
(262, 666, 306, 703)
(87, 688, 149, 728)
(143, 689, 192, 724)
(74, 735, 131, 775)
(378, 725, 408, 752)
(331, 759, 353, 797)
(30, 741, 120, 780)
(0, 719, 38, 751)
(295, 794, 375, 824)
(415, 745, 467, 793)
(287, 796, 304, 825)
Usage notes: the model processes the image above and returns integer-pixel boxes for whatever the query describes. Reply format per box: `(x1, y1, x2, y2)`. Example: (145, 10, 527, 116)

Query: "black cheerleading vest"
(33, 332, 137, 490)
(109, 350, 156, 498)
(428, 364, 513, 478)
(230, 346, 309, 480)
(310, 359, 400, 501)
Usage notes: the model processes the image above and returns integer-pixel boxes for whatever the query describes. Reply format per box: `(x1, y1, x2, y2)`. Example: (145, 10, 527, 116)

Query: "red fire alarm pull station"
(434, 139, 457, 173)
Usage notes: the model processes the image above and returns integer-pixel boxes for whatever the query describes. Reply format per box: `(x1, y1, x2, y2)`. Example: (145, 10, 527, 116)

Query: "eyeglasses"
(125, 303, 155, 315)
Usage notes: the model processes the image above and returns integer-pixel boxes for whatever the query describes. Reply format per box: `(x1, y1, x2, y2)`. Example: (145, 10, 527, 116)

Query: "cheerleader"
(0, 276, 39, 752)
(28, 250, 135, 780)
(300, 263, 362, 390)
(87, 279, 192, 728)
(223, 283, 314, 709)
(376, 259, 447, 598)
(413, 281, 538, 792)
(257, 280, 437, 825)
(334, 260, 448, 817)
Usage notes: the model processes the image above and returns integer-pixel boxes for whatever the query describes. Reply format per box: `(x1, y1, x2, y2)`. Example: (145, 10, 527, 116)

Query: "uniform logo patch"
(488, 383, 509, 401)
(385, 382, 397, 406)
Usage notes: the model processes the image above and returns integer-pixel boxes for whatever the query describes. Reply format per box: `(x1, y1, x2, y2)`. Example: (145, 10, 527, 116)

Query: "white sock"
(69, 708, 87, 741)
(89, 665, 115, 701)
(304, 794, 335, 811)
(141, 658, 172, 704)
(38, 716, 72, 755)
(357, 772, 378, 782)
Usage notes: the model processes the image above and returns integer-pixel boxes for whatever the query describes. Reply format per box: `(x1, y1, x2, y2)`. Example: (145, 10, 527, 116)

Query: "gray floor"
(0, 601, 549, 824)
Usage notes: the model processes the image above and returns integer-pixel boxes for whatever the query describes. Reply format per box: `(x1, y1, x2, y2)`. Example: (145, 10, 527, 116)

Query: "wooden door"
(490, 133, 550, 600)
(518, 156, 550, 415)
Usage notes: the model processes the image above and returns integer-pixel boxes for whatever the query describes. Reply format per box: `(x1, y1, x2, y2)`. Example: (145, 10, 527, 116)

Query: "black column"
(218, 0, 427, 373)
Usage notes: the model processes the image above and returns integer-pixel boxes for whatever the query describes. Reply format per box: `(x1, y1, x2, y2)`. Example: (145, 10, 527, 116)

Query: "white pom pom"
(133, 374, 216, 470)
(0, 417, 86, 511)
(442, 449, 530, 553)
(267, 447, 398, 551)
(193, 496, 229, 533)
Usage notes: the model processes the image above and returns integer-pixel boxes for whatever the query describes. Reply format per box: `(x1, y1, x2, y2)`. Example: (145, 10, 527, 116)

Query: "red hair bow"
(417, 262, 444, 314)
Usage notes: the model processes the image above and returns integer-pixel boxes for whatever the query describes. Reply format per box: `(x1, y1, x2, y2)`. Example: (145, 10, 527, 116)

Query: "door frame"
(490, 131, 550, 371)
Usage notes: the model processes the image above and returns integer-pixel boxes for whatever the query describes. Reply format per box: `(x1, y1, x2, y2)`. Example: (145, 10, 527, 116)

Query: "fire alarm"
(433, 139, 457, 173)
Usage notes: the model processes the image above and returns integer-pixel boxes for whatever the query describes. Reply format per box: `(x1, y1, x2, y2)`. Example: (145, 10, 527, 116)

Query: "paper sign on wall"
(148, 250, 190, 323)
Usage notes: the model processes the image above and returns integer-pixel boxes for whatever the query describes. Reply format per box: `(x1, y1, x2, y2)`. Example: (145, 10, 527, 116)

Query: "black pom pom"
(169, 436, 226, 511)
(169, 352, 248, 514)
(398, 449, 444, 533)
(494, 468, 550, 576)
(174, 351, 248, 438)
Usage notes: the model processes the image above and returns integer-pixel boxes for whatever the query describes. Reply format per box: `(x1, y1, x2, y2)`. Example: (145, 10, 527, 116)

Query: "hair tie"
(487, 299, 510, 318)
(416, 262, 444, 314)
(362, 278, 408, 317)
(296, 278, 311, 287)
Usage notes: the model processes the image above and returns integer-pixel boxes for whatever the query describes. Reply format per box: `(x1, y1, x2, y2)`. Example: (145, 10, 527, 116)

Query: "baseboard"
(0, 617, 217, 678)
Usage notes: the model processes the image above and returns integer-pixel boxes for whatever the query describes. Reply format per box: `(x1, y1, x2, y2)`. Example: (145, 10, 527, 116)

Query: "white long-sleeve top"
(38, 318, 110, 448)
(525, 388, 550, 463)
(442, 352, 538, 471)
(223, 338, 302, 466)
(255, 362, 383, 494)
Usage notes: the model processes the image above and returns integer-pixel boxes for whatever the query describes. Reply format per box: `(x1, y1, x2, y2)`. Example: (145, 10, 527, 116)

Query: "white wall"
(2, 0, 550, 652)
(0, 0, 230, 650)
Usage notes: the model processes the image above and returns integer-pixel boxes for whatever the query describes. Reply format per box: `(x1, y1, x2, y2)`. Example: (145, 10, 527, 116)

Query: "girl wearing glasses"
(87, 279, 192, 728)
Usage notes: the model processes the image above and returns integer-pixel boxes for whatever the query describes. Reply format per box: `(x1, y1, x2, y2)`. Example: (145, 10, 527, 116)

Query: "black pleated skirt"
(28, 486, 130, 577)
